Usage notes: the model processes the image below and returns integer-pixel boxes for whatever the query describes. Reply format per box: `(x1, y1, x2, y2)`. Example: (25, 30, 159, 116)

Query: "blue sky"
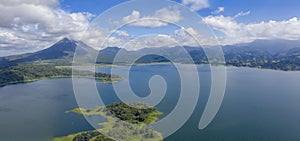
(0, 0, 300, 56)
(201, 0, 300, 22)
(58, 0, 300, 48)
(60, 0, 300, 23)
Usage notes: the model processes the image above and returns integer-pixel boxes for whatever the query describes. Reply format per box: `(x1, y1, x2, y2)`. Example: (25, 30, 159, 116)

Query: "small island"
(53, 102, 163, 141)
(0, 63, 123, 87)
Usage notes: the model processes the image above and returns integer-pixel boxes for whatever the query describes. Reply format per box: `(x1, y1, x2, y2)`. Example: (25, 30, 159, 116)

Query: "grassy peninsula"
(0, 63, 123, 87)
(54, 102, 163, 141)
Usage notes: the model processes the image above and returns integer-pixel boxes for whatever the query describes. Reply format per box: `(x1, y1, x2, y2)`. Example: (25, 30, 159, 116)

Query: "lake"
(0, 64, 300, 141)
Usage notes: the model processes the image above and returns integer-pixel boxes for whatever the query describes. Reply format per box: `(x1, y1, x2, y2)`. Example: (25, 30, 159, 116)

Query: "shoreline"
(1, 63, 299, 88)
(0, 75, 124, 88)
(59, 62, 300, 72)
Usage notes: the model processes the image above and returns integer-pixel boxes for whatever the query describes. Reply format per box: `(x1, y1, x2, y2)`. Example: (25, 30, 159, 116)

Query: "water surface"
(0, 64, 300, 141)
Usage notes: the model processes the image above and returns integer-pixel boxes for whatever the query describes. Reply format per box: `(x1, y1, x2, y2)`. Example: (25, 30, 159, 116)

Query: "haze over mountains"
(1, 38, 300, 70)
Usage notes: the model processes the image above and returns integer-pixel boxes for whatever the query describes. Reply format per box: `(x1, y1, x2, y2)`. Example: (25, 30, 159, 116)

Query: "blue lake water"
(0, 64, 300, 141)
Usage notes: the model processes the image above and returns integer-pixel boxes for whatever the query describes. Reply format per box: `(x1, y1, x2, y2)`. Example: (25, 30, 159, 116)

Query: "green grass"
(56, 103, 163, 141)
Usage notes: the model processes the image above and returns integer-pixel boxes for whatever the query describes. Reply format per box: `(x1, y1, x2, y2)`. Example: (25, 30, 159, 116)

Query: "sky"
(0, 0, 300, 56)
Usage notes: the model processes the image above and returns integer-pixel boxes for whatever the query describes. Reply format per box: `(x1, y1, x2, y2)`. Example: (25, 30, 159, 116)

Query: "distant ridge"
(1, 38, 300, 71)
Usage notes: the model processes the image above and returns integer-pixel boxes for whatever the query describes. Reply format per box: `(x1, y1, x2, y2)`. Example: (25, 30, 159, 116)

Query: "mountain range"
(1, 38, 300, 70)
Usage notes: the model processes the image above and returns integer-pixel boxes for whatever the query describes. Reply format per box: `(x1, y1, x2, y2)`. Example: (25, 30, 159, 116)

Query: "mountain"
(222, 39, 300, 70)
(97, 47, 125, 64)
(96, 46, 208, 64)
(1, 38, 300, 71)
(95, 39, 300, 70)
(0, 38, 96, 68)
(96, 47, 170, 64)
(224, 39, 300, 55)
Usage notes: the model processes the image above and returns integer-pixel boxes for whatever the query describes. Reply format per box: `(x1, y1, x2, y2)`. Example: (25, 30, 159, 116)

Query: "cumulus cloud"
(121, 13, 300, 48)
(121, 27, 206, 50)
(153, 6, 182, 23)
(203, 15, 300, 45)
(182, 0, 210, 11)
(122, 6, 182, 28)
(124, 34, 175, 50)
(0, 0, 93, 56)
(82, 6, 183, 49)
(126, 15, 300, 47)
(173, 27, 203, 46)
(0, 29, 59, 56)
(115, 30, 129, 37)
(123, 10, 141, 23)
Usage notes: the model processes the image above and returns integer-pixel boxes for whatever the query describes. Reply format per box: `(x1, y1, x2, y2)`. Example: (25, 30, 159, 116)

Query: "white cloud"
(203, 15, 300, 45)
(122, 7, 182, 28)
(182, 0, 210, 11)
(212, 7, 225, 14)
(2, 0, 300, 56)
(80, 8, 300, 49)
(121, 27, 206, 50)
(0, 0, 93, 56)
(0, 0, 59, 6)
(126, 18, 168, 28)
(124, 15, 300, 47)
(124, 34, 176, 50)
(80, 28, 133, 50)
(0, 29, 58, 56)
(123, 10, 140, 22)
(83, 6, 183, 49)
(153, 7, 182, 23)
(115, 30, 129, 37)
(203, 15, 240, 36)
(173, 27, 201, 46)
(233, 11, 251, 19)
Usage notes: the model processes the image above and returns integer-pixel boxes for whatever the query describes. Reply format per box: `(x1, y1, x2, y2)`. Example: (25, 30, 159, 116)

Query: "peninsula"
(54, 102, 163, 141)
(0, 63, 123, 87)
